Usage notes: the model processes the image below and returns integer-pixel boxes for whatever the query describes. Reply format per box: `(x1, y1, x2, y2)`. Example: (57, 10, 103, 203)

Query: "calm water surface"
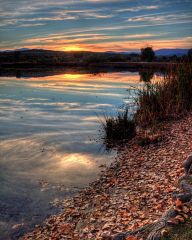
(0, 69, 159, 239)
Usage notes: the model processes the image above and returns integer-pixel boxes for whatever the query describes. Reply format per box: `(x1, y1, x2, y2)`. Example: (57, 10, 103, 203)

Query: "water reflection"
(139, 70, 154, 82)
(0, 69, 160, 239)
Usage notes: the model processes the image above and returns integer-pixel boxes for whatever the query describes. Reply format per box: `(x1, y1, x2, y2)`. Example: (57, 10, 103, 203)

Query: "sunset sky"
(0, 0, 192, 52)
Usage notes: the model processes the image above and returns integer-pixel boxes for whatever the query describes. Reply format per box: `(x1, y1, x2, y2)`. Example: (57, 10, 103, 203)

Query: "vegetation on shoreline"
(140, 46, 155, 62)
(1, 48, 191, 68)
(135, 61, 192, 127)
(103, 60, 192, 140)
(102, 107, 136, 140)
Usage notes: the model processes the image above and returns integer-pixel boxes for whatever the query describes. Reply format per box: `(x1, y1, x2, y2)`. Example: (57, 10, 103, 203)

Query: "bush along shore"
(102, 61, 192, 142)
(21, 62, 192, 240)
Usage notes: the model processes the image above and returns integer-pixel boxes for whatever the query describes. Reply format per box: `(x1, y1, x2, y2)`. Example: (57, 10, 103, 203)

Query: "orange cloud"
(13, 36, 192, 52)
(1, 34, 191, 52)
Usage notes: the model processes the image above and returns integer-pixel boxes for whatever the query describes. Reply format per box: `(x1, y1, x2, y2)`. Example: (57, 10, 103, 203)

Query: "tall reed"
(135, 62, 192, 127)
(102, 61, 192, 140)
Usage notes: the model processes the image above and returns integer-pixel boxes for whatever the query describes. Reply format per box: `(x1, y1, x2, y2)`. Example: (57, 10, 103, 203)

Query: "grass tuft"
(102, 107, 136, 140)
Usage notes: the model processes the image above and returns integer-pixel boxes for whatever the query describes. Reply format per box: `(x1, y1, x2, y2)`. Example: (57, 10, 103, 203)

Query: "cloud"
(0, 6, 114, 27)
(128, 16, 165, 22)
(56, 37, 192, 52)
(10, 34, 191, 52)
(22, 33, 162, 46)
(116, 5, 159, 13)
(77, 12, 114, 19)
(17, 23, 47, 27)
(11, 36, 192, 52)
(127, 13, 192, 23)
(0, 0, 191, 51)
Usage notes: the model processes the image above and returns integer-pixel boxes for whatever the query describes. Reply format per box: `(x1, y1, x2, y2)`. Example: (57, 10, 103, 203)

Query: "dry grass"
(135, 62, 192, 127)
(103, 61, 192, 140)
(102, 107, 136, 140)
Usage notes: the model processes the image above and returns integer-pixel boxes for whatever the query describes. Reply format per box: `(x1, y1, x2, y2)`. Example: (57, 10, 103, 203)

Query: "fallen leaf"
(126, 236, 137, 240)
(175, 199, 182, 208)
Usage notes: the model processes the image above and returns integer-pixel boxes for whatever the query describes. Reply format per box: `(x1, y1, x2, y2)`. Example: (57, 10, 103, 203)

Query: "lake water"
(0, 68, 158, 240)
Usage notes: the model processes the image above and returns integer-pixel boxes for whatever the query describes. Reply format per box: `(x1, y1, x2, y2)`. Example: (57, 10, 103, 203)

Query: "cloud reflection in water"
(0, 70, 150, 239)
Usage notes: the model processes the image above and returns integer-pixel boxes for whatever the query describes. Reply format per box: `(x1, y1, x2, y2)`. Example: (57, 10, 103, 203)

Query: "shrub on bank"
(102, 108, 136, 140)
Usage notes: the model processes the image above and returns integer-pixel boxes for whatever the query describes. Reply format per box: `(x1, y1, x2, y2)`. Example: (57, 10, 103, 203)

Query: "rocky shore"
(22, 113, 192, 240)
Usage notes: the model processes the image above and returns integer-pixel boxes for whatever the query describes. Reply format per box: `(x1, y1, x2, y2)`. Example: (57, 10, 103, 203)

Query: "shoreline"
(0, 61, 177, 70)
(0, 65, 162, 79)
(22, 113, 192, 240)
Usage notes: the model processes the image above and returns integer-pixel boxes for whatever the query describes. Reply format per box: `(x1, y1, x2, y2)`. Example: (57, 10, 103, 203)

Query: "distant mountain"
(106, 51, 140, 55)
(0, 48, 45, 53)
(0, 48, 189, 56)
(107, 49, 189, 56)
(155, 49, 189, 56)
(0, 48, 30, 52)
(15, 48, 31, 52)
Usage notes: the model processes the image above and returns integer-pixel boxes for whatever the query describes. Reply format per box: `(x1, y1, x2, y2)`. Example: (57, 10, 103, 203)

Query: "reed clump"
(135, 62, 192, 127)
(102, 62, 192, 141)
(102, 108, 136, 140)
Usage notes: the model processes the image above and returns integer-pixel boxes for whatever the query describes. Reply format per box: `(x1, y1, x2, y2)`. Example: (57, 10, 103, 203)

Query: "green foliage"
(102, 108, 136, 140)
(141, 47, 155, 62)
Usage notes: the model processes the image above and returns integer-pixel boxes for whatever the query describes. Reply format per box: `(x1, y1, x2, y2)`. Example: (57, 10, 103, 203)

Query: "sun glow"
(62, 45, 85, 51)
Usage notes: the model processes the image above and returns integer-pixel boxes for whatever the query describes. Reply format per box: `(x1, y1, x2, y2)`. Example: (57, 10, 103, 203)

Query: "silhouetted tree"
(188, 49, 192, 59)
(170, 54, 178, 62)
(141, 47, 155, 62)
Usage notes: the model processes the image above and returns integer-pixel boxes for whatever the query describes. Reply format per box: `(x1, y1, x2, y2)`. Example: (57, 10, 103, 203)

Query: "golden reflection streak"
(8, 72, 164, 92)
(14, 73, 141, 89)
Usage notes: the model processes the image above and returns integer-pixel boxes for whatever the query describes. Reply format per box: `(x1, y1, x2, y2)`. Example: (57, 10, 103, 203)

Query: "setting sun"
(62, 45, 85, 51)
